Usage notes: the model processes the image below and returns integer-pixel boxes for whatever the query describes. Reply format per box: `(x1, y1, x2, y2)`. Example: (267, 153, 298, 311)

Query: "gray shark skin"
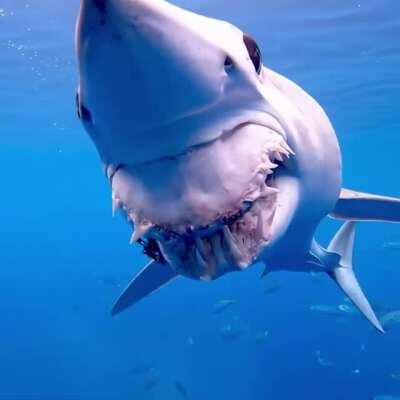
(75, 0, 400, 332)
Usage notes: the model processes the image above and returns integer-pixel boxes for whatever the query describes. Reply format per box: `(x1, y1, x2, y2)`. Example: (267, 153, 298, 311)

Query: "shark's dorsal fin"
(111, 261, 179, 316)
(331, 188, 400, 222)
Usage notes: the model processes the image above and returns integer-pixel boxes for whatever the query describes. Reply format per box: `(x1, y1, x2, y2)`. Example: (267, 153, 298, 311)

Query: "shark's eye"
(243, 34, 262, 74)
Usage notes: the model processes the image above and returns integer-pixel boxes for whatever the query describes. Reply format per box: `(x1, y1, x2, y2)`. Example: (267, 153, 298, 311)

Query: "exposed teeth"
(210, 234, 227, 266)
(195, 247, 208, 270)
(261, 186, 279, 197)
(258, 202, 278, 242)
(157, 240, 184, 271)
(258, 209, 272, 241)
(130, 221, 154, 243)
(127, 138, 292, 281)
(282, 141, 295, 156)
(256, 207, 264, 239)
(264, 137, 295, 164)
(261, 159, 279, 173)
(274, 151, 284, 163)
(222, 226, 245, 266)
(195, 237, 209, 261)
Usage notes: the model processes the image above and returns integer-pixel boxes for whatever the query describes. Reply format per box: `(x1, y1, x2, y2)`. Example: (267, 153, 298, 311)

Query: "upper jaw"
(109, 123, 294, 281)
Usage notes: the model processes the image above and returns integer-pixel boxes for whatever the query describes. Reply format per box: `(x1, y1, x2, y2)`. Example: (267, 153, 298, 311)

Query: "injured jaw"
(110, 123, 294, 281)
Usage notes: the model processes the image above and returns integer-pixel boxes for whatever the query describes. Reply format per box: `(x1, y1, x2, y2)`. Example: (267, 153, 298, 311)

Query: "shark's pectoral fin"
(330, 188, 400, 222)
(327, 221, 385, 333)
(111, 261, 179, 317)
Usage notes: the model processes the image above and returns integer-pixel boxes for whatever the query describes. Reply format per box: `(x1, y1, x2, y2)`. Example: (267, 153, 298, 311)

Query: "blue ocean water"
(1, 0, 399, 399)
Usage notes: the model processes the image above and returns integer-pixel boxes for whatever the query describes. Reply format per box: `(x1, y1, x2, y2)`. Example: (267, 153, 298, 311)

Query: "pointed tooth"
(283, 141, 295, 155)
(262, 187, 279, 196)
(195, 237, 208, 260)
(195, 248, 208, 270)
(222, 225, 236, 245)
(256, 209, 264, 239)
(274, 152, 284, 162)
(130, 222, 153, 243)
(157, 240, 169, 263)
(157, 241, 180, 271)
(264, 168, 273, 176)
(276, 141, 294, 157)
(222, 226, 244, 264)
(210, 234, 227, 266)
(258, 205, 277, 242)
(266, 159, 279, 169)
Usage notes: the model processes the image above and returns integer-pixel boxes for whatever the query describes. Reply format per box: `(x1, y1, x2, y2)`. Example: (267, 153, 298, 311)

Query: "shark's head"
(76, 0, 341, 280)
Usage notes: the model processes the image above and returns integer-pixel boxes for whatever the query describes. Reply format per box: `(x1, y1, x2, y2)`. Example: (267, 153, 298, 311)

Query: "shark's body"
(76, 0, 400, 332)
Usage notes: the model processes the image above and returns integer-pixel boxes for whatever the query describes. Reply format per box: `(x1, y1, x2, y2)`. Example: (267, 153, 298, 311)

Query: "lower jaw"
(150, 189, 278, 281)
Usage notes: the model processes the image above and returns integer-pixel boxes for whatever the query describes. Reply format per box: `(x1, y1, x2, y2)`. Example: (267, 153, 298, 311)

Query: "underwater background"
(1, 0, 399, 399)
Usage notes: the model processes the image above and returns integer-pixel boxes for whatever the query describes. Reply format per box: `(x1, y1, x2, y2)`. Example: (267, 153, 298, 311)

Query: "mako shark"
(76, 0, 400, 332)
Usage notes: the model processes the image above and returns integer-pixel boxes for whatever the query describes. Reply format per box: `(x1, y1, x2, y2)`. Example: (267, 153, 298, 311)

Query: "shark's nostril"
(93, 0, 107, 13)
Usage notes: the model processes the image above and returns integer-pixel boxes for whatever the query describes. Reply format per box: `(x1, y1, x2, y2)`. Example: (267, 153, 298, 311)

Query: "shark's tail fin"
(327, 221, 385, 333)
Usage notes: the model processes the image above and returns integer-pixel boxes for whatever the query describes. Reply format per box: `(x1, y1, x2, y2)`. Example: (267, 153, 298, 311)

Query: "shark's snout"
(76, 0, 266, 166)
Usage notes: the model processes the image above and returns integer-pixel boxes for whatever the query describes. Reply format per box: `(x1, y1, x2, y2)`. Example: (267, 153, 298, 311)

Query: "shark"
(75, 0, 400, 332)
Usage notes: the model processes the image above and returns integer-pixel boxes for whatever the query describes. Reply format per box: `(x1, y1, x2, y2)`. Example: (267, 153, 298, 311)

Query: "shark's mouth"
(110, 124, 294, 281)
(151, 184, 279, 281)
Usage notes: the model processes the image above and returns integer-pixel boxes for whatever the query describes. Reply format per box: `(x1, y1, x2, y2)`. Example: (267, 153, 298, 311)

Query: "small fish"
(255, 330, 269, 343)
(380, 311, 400, 330)
(220, 324, 242, 341)
(383, 241, 400, 251)
(212, 299, 237, 315)
(130, 363, 154, 376)
(315, 350, 334, 367)
(264, 284, 281, 295)
(144, 377, 160, 392)
(338, 304, 358, 315)
(391, 372, 400, 381)
(174, 381, 190, 400)
(187, 336, 195, 346)
(97, 275, 121, 288)
(310, 304, 343, 316)
(317, 357, 334, 367)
